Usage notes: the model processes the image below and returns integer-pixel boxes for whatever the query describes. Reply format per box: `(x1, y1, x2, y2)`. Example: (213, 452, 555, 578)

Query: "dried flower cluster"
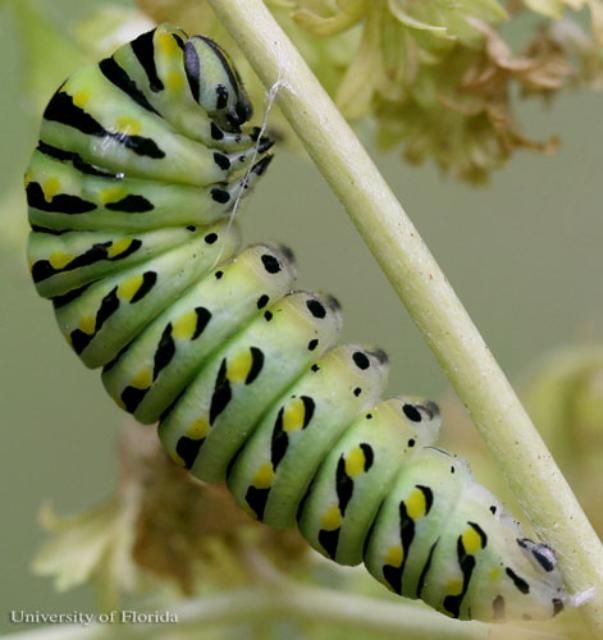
(33, 423, 307, 609)
(137, 0, 603, 183)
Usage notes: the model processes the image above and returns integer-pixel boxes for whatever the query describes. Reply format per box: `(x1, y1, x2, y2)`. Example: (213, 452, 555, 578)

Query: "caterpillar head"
(184, 35, 252, 130)
(512, 537, 566, 618)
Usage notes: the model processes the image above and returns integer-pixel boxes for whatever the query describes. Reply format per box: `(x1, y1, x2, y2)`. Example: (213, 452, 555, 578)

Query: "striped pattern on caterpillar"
(24, 23, 567, 622)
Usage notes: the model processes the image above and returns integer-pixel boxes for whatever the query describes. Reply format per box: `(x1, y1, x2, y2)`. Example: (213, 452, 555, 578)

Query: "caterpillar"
(25, 23, 567, 623)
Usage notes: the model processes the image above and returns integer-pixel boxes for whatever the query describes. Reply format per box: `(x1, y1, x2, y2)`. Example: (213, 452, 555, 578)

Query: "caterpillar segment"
(29, 225, 203, 298)
(40, 80, 272, 188)
(102, 244, 298, 424)
(297, 398, 442, 566)
(25, 24, 568, 623)
(159, 290, 344, 483)
(26, 147, 271, 233)
(226, 345, 390, 526)
(53, 223, 240, 369)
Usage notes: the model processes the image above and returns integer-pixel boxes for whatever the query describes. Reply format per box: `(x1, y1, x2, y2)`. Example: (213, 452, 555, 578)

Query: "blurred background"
(1, 0, 602, 638)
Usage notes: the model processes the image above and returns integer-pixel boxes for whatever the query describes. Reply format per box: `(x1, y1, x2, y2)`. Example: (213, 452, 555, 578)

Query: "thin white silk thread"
(210, 65, 285, 270)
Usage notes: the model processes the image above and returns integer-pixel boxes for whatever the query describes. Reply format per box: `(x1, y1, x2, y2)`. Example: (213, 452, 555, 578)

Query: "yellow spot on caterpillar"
(106, 238, 133, 259)
(42, 177, 61, 202)
(252, 463, 274, 489)
(489, 566, 502, 582)
(385, 545, 404, 567)
(131, 368, 152, 389)
(282, 398, 305, 432)
(48, 251, 73, 269)
(406, 488, 427, 520)
(157, 32, 180, 57)
(117, 274, 144, 302)
(168, 448, 186, 467)
(166, 70, 184, 91)
(78, 315, 95, 335)
(344, 446, 366, 478)
(24, 171, 32, 186)
(320, 504, 343, 531)
(186, 417, 209, 440)
(73, 90, 90, 108)
(115, 116, 141, 136)
(462, 527, 483, 555)
(226, 350, 252, 384)
(99, 186, 127, 205)
(172, 311, 197, 340)
(446, 578, 463, 596)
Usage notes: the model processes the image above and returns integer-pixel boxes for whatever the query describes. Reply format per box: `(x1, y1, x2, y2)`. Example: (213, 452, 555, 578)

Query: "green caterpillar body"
(25, 24, 567, 622)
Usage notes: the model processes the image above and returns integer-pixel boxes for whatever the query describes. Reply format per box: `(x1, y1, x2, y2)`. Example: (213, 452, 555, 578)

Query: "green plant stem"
(207, 0, 603, 635)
